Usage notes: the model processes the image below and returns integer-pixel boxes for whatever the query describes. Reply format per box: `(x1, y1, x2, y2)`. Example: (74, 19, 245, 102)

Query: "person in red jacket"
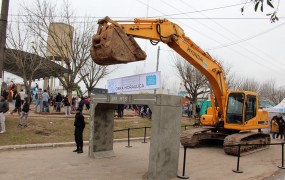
(63, 95, 71, 116)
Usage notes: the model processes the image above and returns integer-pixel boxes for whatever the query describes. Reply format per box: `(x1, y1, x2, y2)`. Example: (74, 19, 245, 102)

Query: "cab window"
(245, 95, 256, 121)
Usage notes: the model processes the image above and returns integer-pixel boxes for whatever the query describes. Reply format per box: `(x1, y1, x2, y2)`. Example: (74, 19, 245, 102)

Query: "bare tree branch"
(21, 0, 98, 96)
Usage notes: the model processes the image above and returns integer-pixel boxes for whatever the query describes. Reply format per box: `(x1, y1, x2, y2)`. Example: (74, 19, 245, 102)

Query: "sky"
(7, 0, 285, 93)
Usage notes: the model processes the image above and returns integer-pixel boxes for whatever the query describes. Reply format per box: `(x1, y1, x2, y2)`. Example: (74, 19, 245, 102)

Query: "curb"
(0, 137, 151, 151)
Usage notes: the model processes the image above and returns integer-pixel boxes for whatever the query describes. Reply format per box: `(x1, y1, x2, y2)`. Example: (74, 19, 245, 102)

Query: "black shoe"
(77, 150, 83, 154)
(73, 149, 79, 152)
(24, 125, 28, 128)
(18, 124, 22, 127)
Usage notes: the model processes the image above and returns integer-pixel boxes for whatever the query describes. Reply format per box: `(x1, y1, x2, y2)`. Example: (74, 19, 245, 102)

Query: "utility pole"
(154, 46, 160, 94)
(0, 0, 9, 92)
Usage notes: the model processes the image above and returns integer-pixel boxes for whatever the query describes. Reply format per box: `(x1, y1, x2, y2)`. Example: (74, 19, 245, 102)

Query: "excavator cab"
(224, 91, 269, 131)
(90, 18, 146, 65)
(225, 93, 245, 125)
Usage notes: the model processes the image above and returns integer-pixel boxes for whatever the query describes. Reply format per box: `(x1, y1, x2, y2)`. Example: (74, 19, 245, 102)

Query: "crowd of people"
(271, 114, 285, 140)
(33, 89, 90, 116)
(1, 82, 87, 154)
(0, 81, 31, 133)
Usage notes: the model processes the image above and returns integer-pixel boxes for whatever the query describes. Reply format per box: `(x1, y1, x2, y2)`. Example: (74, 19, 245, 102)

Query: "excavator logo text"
(187, 47, 208, 69)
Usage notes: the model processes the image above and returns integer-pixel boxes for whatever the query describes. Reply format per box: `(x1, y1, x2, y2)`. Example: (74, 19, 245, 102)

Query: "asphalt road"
(0, 139, 285, 180)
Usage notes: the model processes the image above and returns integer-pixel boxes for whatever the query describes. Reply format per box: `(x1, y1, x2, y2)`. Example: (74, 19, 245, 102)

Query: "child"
(19, 97, 30, 127)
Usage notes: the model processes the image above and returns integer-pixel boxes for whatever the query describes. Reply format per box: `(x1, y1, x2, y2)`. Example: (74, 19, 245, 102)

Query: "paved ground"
(1, 139, 285, 180)
(2, 104, 285, 179)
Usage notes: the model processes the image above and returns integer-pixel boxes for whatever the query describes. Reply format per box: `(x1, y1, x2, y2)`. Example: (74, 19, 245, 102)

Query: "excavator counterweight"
(90, 26, 146, 65)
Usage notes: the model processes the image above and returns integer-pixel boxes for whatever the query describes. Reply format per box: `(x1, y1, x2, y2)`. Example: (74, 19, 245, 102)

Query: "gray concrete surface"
(1, 139, 285, 180)
(91, 94, 182, 179)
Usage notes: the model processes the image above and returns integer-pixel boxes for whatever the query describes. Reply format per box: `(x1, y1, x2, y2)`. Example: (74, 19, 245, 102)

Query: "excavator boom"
(91, 16, 228, 123)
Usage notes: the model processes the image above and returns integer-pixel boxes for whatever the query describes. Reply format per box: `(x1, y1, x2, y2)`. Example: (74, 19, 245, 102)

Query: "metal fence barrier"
(112, 125, 285, 179)
(113, 125, 195, 148)
(177, 142, 285, 179)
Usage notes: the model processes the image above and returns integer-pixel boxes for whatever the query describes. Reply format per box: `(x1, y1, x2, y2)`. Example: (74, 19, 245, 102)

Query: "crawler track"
(180, 128, 271, 156)
(223, 132, 271, 156)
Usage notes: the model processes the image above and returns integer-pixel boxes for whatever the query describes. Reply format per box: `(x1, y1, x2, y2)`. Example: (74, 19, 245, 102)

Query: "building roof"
(4, 48, 68, 80)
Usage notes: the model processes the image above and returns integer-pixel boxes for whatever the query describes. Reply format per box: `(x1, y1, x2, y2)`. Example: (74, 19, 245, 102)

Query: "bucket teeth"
(90, 27, 146, 65)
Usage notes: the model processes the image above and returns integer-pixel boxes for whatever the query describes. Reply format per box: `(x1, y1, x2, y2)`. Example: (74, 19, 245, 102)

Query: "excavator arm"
(91, 16, 227, 124)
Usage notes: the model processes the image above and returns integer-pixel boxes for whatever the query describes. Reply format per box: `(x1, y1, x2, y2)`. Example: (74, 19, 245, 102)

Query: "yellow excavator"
(90, 16, 271, 156)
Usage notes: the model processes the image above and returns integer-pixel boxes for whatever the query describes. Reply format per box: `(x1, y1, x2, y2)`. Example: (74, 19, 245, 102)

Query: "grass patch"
(0, 114, 194, 146)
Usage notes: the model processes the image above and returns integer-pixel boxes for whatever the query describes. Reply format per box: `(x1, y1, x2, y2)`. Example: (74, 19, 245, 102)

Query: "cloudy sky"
(8, 0, 285, 91)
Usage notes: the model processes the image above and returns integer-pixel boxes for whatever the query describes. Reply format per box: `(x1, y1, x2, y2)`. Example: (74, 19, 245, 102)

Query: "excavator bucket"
(90, 26, 146, 65)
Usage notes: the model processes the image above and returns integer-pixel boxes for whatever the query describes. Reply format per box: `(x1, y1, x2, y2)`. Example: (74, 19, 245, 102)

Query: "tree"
(79, 58, 112, 96)
(259, 80, 285, 104)
(241, 0, 280, 23)
(174, 55, 209, 116)
(22, 0, 97, 96)
(6, 17, 43, 97)
(236, 77, 260, 92)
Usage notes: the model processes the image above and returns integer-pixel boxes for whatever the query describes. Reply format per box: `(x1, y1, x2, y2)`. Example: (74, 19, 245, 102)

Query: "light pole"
(154, 46, 160, 94)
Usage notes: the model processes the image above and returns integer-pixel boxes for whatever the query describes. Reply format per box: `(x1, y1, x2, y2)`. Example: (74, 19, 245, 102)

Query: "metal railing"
(177, 142, 285, 179)
(112, 124, 195, 147)
(112, 125, 284, 179)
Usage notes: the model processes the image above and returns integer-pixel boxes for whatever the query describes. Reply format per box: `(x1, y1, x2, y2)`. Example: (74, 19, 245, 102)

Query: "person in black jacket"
(73, 108, 85, 153)
(63, 95, 71, 116)
(55, 93, 63, 112)
(19, 97, 30, 127)
(0, 96, 9, 133)
(11, 92, 21, 115)
(276, 114, 285, 139)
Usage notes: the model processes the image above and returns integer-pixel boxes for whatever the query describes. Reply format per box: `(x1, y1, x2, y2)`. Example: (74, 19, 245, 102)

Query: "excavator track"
(223, 132, 271, 156)
(180, 128, 229, 147)
(180, 128, 271, 156)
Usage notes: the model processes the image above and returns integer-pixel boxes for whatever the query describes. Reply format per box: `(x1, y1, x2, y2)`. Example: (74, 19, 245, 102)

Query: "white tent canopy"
(264, 98, 285, 113)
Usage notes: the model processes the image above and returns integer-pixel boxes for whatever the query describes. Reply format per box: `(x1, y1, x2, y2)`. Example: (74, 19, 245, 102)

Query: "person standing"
(276, 115, 285, 140)
(75, 95, 81, 110)
(19, 89, 26, 105)
(12, 89, 17, 109)
(55, 93, 63, 112)
(117, 104, 124, 118)
(11, 92, 21, 116)
(73, 108, 85, 153)
(63, 95, 71, 116)
(84, 96, 90, 111)
(19, 97, 30, 127)
(78, 96, 85, 111)
(0, 96, 9, 133)
(271, 116, 279, 139)
(187, 102, 193, 117)
(2, 89, 8, 100)
(196, 105, 201, 118)
(34, 89, 43, 112)
(42, 89, 50, 112)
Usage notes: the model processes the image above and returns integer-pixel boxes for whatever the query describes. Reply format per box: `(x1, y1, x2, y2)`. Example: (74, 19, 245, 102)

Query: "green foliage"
(242, 0, 279, 23)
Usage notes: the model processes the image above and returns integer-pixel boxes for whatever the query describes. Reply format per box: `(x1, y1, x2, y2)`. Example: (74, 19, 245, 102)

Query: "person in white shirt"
(42, 90, 50, 112)
(76, 95, 81, 109)
(19, 89, 26, 105)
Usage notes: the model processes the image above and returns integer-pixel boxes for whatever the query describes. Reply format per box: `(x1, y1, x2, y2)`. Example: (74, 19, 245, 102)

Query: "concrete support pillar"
(147, 105, 181, 180)
(89, 94, 181, 179)
(91, 103, 116, 158)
